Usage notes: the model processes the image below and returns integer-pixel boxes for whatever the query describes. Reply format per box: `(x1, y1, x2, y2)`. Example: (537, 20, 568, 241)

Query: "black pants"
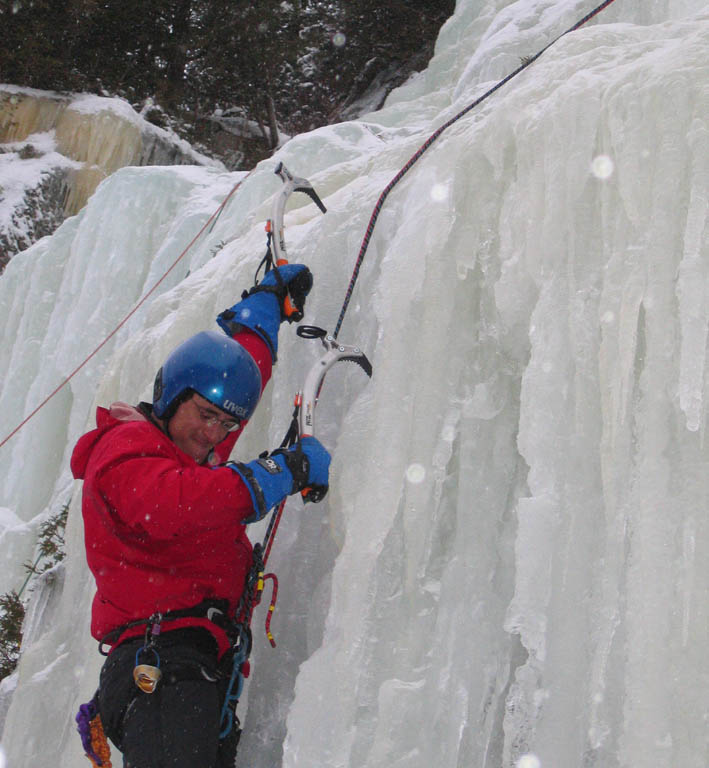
(98, 629, 240, 768)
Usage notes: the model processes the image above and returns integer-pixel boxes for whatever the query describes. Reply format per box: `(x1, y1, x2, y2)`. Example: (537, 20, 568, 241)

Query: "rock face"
(0, 87, 220, 267)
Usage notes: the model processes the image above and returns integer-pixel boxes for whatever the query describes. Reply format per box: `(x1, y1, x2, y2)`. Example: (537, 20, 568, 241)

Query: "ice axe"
(266, 162, 327, 321)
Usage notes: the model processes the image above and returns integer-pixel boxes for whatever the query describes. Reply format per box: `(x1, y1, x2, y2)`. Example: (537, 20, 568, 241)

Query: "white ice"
(1, 1, 708, 767)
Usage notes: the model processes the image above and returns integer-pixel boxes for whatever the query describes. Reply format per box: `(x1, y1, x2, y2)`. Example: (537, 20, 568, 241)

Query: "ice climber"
(71, 264, 330, 768)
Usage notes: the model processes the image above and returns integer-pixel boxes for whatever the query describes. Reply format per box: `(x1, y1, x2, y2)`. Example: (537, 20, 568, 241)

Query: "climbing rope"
(215, 374, 305, 740)
(333, 0, 619, 338)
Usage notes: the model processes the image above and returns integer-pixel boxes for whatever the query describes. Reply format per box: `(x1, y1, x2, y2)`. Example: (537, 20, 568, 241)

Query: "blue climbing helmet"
(152, 330, 262, 422)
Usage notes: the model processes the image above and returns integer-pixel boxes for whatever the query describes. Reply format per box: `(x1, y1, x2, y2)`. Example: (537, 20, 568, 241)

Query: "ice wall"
(1, 1, 708, 767)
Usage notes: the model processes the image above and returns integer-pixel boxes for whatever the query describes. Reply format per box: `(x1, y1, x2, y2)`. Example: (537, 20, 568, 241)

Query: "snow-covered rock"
(0, 86, 223, 263)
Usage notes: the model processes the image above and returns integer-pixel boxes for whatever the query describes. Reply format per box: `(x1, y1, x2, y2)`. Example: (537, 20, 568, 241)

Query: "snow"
(0, 86, 222, 260)
(1, 1, 709, 767)
(209, 108, 272, 140)
(0, 132, 78, 208)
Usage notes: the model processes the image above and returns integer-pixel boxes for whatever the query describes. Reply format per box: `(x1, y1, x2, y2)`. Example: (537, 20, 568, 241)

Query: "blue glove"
(290, 436, 330, 502)
(228, 436, 330, 521)
(217, 264, 313, 362)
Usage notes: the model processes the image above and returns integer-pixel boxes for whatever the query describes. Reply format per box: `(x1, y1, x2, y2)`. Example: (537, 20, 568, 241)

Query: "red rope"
(0, 173, 250, 451)
(263, 498, 287, 566)
(333, 0, 619, 338)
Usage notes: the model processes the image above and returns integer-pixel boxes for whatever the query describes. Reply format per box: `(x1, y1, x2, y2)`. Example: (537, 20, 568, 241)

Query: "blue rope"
(219, 625, 251, 738)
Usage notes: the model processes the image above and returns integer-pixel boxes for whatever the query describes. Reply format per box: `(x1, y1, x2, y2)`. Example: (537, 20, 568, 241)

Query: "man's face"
(167, 393, 238, 463)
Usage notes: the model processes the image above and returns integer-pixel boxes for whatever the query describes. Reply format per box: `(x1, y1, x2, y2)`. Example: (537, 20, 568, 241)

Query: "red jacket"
(71, 330, 272, 657)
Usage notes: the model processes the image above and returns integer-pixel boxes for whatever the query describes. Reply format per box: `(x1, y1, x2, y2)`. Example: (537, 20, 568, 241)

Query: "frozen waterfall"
(1, 1, 708, 767)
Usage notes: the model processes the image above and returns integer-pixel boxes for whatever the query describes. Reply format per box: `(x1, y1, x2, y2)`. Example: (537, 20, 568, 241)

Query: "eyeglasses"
(192, 400, 241, 432)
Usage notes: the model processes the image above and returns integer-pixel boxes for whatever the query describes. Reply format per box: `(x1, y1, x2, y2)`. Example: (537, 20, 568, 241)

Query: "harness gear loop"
(132, 614, 164, 693)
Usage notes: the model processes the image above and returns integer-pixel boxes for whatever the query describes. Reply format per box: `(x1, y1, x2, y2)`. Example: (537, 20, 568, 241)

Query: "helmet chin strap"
(155, 388, 195, 440)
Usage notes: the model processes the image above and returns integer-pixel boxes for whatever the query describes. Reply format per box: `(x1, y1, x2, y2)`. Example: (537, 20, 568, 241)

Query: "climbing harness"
(77, 599, 238, 766)
(93, 597, 233, 656)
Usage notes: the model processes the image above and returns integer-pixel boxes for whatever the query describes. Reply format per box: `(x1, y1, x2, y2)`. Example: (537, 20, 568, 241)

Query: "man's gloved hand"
(227, 435, 330, 521)
(217, 265, 313, 362)
(275, 436, 330, 502)
(260, 264, 313, 323)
